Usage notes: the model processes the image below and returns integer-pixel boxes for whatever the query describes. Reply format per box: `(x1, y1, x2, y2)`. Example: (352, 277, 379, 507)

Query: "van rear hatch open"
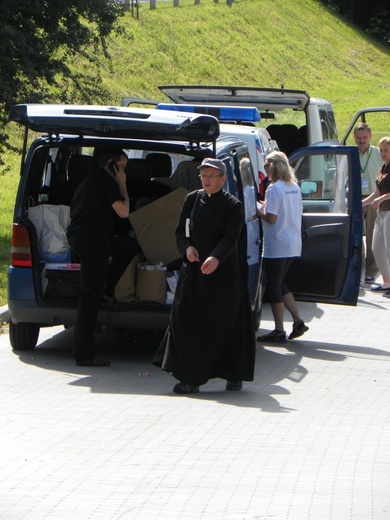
(158, 85, 310, 112)
(9, 104, 220, 142)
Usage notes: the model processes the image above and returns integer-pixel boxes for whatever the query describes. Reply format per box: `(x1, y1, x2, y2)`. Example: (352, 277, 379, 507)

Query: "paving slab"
(0, 285, 389, 520)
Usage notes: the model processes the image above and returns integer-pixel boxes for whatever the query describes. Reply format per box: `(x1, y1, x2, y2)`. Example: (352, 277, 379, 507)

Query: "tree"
(320, 0, 389, 47)
(0, 0, 125, 169)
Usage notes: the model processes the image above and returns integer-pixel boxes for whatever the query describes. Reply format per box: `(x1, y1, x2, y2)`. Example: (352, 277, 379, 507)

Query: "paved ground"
(0, 284, 389, 520)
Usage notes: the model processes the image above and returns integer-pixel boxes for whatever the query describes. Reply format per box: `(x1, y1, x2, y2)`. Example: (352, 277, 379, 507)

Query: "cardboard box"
(135, 265, 167, 304)
(114, 255, 140, 304)
(129, 187, 187, 264)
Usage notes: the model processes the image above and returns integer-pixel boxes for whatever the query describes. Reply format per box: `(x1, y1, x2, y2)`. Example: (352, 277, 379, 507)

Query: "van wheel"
(9, 320, 40, 351)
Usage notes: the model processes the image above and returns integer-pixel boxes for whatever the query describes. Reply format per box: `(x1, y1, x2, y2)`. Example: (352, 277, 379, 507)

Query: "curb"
(0, 305, 9, 324)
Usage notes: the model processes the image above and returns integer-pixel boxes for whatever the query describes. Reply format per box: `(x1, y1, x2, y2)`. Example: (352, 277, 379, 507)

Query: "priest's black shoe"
(226, 380, 243, 391)
(173, 382, 200, 394)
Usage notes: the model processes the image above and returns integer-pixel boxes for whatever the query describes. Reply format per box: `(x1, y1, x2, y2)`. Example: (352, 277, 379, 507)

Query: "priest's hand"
(186, 246, 200, 263)
(201, 256, 219, 275)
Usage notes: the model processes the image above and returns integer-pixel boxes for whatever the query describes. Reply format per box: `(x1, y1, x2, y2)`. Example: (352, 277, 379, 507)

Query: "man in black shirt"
(67, 148, 138, 366)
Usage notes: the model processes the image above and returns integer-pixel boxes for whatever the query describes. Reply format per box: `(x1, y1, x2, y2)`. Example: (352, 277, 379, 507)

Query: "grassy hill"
(101, 0, 389, 132)
(0, 0, 389, 305)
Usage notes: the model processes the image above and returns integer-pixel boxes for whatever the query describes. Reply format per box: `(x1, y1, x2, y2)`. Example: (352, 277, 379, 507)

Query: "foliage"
(319, 0, 389, 46)
(0, 0, 126, 169)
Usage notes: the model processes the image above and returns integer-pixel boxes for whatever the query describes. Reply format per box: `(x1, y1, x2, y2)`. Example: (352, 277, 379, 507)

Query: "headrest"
(172, 160, 202, 192)
(267, 124, 300, 141)
(67, 155, 97, 184)
(125, 159, 151, 182)
(145, 153, 172, 178)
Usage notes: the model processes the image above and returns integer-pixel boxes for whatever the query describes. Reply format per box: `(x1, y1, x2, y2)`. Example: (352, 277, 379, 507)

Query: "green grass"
(102, 0, 389, 132)
(0, 0, 389, 305)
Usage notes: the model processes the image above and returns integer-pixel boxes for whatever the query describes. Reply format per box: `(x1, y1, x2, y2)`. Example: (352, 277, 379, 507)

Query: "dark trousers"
(263, 257, 294, 303)
(69, 234, 138, 359)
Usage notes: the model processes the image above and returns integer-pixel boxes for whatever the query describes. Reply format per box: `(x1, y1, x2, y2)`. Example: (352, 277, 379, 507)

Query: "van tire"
(9, 320, 40, 351)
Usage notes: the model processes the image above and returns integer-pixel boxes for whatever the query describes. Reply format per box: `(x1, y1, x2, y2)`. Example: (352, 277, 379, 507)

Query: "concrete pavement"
(0, 284, 389, 519)
(0, 304, 9, 323)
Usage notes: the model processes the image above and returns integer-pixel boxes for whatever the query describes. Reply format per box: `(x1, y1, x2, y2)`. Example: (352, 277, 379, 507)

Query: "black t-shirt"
(376, 163, 390, 212)
(67, 168, 123, 243)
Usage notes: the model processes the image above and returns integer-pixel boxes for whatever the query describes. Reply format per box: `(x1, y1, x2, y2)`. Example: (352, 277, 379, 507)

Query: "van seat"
(298, 125, 308, 147)
(126, 159, 151, 181)
(173, 160, 202, 192)
(126, 159, 152, 198)
(67, 155, 97, 203)
(266, 124, 301, 156)
(145, 153, 172, 178)
(126, 159, 170, 202)
(156, 160, 202, 193)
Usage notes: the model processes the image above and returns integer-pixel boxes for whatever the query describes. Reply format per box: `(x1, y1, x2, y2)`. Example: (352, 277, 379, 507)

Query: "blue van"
(7, 104, 362, 351)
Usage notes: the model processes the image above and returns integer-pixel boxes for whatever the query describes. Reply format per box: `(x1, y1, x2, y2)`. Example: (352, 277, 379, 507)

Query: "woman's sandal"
(371, 285, 390, 292)
(288, 319, 309, 340)
(76, 358, 111, 367)
(257, 330, 287, 343)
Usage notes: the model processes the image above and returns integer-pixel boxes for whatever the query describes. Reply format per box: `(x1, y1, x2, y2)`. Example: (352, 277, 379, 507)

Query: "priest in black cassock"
(153, 158, 256, 394)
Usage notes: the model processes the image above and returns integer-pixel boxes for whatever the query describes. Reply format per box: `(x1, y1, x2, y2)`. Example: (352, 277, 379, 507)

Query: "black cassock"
(153, 188, 256, 386)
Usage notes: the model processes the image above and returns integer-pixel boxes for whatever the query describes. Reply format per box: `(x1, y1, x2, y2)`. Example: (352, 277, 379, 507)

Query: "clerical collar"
(203, 189, 222, 197)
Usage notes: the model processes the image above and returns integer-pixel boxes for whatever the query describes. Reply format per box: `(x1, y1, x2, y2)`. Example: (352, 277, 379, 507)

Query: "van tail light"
(11, 223, 33, 267)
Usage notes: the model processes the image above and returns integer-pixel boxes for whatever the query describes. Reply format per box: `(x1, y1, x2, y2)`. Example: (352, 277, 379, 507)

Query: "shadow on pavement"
(13, 325, 390, 413)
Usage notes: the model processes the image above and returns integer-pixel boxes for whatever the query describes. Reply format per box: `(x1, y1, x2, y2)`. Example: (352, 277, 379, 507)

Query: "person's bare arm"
(257, 202, 277, 224)
(362, 188, 380, 208)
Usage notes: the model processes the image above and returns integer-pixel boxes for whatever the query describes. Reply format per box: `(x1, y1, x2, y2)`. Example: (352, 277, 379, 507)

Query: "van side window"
(294, 153, 348, 214)
(319, 109, 338, 140)
(224, 156, 238, 198)
(239, 155, 257, 220)
(27, 146, 56, 206)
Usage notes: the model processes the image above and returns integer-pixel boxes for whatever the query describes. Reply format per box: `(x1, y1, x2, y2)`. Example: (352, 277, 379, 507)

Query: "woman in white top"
(257, 151, 309, 343)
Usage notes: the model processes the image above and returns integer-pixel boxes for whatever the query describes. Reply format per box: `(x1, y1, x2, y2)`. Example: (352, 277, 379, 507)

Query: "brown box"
(114, 255, 140, 303)
(135, 266, 167, 304)
(129, 187, 187, 264)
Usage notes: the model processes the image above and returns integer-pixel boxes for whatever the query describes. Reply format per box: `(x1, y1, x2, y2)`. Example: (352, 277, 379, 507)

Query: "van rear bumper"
(8, 266, 171, 330)
(8, 299, 171, 330)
